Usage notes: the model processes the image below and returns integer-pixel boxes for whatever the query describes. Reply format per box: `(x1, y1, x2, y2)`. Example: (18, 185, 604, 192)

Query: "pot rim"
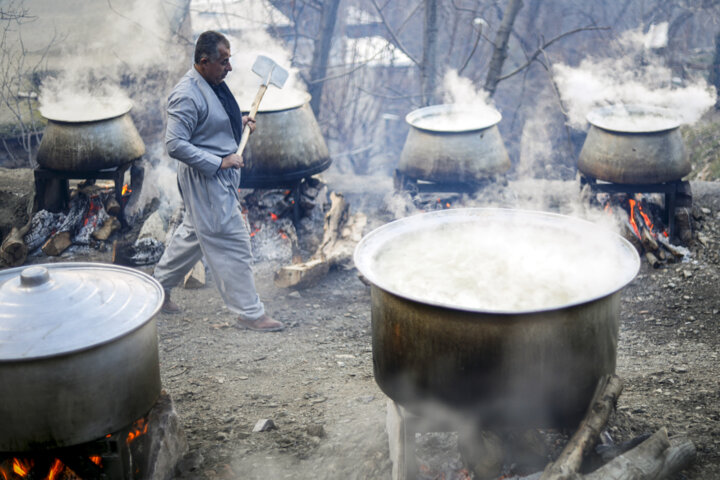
(405, 103, 502, 133)
(586, 103, 682, 133)
(354, 207, 640, 315)
(241, 90, 312, 113)
(39, 98, 133, 123)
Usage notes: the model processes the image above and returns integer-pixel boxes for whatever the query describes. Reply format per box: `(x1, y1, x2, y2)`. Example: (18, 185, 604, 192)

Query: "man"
(154, 30, 283, 332)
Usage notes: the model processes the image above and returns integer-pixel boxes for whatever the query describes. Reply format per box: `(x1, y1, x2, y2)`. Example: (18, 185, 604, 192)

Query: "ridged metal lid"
(0, 262, 164, 360)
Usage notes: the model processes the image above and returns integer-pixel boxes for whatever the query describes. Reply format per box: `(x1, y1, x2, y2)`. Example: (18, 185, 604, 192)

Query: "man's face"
(200, 43, 232, 85)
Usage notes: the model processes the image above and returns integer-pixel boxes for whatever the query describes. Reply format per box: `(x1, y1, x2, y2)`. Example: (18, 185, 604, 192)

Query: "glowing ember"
(126, 417, 149, 444)
(121, 184, 132, 196)
(270, 212, 278, 221)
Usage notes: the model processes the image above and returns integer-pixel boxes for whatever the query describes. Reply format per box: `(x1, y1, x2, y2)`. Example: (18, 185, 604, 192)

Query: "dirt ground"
(15, 178, 720, 479)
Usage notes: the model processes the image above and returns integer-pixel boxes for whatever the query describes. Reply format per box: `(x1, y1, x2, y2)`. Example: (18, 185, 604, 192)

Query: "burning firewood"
(274, 192, 367, 289)
(540, 374, 624, 480)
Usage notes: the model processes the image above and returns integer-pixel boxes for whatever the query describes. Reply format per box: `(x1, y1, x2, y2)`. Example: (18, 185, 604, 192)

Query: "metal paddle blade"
(251, 55, 289, 89)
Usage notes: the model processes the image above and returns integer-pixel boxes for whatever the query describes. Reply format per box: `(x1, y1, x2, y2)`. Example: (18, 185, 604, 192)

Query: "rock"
(306, 424, 326, 438)
(138, 210, 166, 242)
(252, 419, 277, 432)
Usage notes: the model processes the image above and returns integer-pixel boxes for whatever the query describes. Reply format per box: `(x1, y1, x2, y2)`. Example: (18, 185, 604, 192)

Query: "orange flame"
(126, 417, 148, 444)
(46, 459, 63, 480)
(121, 184, 132, 196)
(83, 198, 102, 226)
(12, 458, 32, 476)
(89, 456, 102, 466)
(628, 199, 641, 238)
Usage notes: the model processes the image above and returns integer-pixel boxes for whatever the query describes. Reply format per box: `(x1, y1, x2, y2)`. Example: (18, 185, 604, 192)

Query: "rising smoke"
(554, 22, 717, 130)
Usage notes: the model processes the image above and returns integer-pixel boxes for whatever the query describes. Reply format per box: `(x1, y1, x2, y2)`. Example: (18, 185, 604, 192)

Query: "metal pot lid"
(0, 262, 163, 360)
(406, 104, 502, 133)
(586, 104, 682, 133)
(39, 97, 133, 123)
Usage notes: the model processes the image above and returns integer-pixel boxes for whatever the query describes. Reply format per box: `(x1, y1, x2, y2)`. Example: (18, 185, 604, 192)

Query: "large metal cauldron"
(354, 208, 639, 430)
(578, 104, 689, 184)
(36, 98, 146, 172)
(0, 263, 163, 451)
(242, 91, 331, 188)
(397, 104, 510, 184)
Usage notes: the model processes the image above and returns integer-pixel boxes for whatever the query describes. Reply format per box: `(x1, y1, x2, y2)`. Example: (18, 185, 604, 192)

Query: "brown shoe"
(234, 314, 284, 332)
(161, 295, 182, 314)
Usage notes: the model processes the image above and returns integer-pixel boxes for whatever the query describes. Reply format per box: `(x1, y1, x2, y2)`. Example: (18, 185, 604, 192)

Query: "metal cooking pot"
(36, 99, 146, 172)
(578, 104, 689, 184)
(0, 262, 163, 451)
(397, 104, 510, 184)
(354, 208, 639, 430)
(242, 91, 331, 188)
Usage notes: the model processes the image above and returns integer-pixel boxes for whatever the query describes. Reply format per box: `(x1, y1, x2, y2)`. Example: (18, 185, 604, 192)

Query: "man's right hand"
(221, 153, 244, 169)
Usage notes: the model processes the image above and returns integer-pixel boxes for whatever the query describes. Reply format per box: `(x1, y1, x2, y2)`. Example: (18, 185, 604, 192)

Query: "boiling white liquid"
(40, 97, 132, 122)
(588, 105, 681, 133)
(371, 220, 630, 311)
(412, 108, 499, 131)
(595, 113, 677, 132)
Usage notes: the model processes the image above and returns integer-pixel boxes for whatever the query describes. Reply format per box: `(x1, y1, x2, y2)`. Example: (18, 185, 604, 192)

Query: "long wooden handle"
(237, 84, 268, 156)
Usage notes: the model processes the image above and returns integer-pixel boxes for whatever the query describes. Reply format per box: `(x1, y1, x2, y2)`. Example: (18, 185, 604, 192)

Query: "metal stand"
(34, 162, 134, 228)
(580, 174, 681, 240)
(393, 169, 498, 195)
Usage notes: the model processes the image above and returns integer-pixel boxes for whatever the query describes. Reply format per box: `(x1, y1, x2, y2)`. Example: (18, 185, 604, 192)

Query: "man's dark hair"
(194, 31, 230, 64)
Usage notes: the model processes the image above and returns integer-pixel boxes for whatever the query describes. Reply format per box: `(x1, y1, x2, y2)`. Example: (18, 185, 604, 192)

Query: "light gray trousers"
(153, 163, 265, 320)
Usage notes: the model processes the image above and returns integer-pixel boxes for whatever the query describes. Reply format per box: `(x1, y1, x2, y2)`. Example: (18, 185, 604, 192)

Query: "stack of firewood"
(611, 196, 690, 268)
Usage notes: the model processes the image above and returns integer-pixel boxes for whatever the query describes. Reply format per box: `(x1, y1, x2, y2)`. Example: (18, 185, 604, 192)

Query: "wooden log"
(584, 428, 695, 480)
(0, 200, 34, 267)
(42, 231, 72, 256)
(183, 260, 206, 289)
(540, 375, 624, 480)
(92, 216, 121, 241)
(656, 235, 689, 260)
(105, 195, 121, 217)
(640, 227, 659, 253)
(645, 251, 661, 269)
(274, 258, 330, 289)
(0, 225, 31, 267)
(274, 192, 367, 289)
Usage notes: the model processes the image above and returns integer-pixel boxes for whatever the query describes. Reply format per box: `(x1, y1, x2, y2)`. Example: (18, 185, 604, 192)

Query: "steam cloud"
(554, 22, 717, 130)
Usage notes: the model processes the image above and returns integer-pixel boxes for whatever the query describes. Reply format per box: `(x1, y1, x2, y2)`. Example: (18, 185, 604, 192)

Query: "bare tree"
(421, 0, 438, 105)
(308, 0, 341, 115)
(0, 0, 55, 167)
(483, 0, 523, 97)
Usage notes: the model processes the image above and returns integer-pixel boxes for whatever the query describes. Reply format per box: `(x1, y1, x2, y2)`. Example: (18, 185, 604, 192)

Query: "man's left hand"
(242, 115, 256, 134)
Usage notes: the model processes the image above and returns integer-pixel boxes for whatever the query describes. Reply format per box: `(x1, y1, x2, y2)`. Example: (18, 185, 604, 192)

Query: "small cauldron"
(36, 98, 145, 172)
(397, 104, 510, 184)
(578, 104, 690, 184)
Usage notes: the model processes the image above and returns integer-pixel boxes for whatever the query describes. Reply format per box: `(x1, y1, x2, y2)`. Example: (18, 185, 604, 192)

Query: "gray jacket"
(165, 67, 241, 188)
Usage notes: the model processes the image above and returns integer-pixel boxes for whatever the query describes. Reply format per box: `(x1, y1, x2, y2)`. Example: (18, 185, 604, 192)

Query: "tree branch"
(369, 0, 422, 66)
(497, 25, 609, 83)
